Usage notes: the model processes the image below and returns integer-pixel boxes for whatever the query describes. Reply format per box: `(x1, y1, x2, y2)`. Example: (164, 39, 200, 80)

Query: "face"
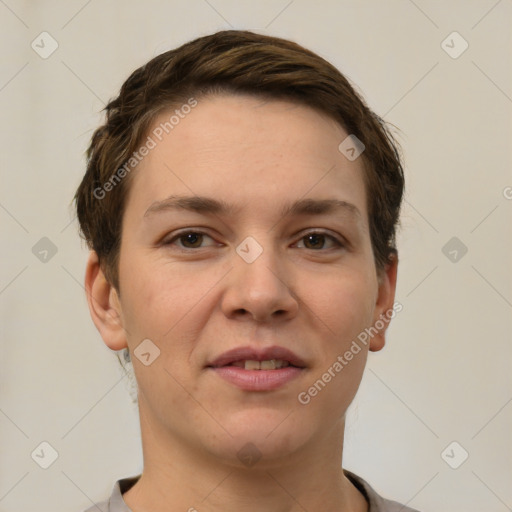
(88, 93, 397, 468)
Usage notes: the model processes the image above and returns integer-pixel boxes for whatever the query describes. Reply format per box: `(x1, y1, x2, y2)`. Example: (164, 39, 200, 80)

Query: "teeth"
(260, 360, 277, 370)
(240, 359, 289, 370)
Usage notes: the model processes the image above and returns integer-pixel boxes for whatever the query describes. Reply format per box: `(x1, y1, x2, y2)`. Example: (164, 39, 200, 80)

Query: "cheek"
(297, 274, 374, 420)
(119, 253, 190, 333)
(118, 253, 223, 372)
(302, 268, 377, 343)
(119, 259, 208, 406)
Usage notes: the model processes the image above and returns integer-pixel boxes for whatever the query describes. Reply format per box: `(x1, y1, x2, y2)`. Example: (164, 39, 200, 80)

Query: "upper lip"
(207, 346, 307, 368)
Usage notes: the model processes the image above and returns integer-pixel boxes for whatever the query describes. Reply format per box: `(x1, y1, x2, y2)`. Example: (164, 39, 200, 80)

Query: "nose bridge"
(235, 234, 285, 292)
(223, 233, 298, 321)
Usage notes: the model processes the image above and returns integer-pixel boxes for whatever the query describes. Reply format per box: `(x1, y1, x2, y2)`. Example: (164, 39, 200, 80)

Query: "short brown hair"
(75, 29, 404, 290)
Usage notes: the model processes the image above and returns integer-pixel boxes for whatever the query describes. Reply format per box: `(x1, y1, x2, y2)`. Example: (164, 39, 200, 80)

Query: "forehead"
(125, 93, 368, 224)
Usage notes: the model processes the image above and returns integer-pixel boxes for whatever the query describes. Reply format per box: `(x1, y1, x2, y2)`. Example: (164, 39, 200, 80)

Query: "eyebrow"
(144, 195, 361, 220)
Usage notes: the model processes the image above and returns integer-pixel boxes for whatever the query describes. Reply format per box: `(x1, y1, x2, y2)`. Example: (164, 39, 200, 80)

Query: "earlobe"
(85, 251, 128, 351)
(369, 252, 399, 353)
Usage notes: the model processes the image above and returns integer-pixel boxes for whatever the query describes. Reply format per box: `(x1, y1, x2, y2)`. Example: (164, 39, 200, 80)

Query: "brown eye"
(296, 231, 343, 250)
(163, 231, 216, 249)
(303, 233, 326, 249)
(179, 232, 203, 248)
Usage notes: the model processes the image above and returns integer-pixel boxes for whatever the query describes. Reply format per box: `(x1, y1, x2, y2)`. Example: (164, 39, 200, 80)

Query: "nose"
(221, 239, 299, 323)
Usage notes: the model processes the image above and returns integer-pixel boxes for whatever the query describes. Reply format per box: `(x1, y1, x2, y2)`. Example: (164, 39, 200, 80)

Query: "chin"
(202, 410, 315, 468)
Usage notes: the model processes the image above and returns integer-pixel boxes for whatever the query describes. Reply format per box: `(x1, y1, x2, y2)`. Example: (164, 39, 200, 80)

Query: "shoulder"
(344, 470, 422, 512)
(79, 475, 141, 512)
(82, 498, 110, 512)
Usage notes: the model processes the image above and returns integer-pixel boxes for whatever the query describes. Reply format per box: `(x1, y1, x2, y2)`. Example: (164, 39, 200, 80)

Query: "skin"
(86, 93, 398, 512)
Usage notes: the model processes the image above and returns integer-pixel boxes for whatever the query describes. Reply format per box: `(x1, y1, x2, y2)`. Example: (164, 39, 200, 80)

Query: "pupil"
(306, 234, 324, 249)
(183, 233, 202, 247)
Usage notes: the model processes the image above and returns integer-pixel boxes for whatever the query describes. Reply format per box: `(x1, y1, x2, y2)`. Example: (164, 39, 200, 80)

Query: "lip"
(210, 366, 302, 391)
(206, 345, 306, 392)
(207, 345, 307, 369)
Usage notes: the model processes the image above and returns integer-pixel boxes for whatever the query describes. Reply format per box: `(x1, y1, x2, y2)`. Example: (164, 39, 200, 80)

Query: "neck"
(123, 399, 368, 512)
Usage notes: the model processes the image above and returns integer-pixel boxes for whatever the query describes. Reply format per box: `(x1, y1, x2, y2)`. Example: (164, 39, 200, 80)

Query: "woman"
(75, 29, 416, 512)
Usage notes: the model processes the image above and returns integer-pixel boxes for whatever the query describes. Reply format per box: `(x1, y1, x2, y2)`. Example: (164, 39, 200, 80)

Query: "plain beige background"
(1, 1, 511, 511)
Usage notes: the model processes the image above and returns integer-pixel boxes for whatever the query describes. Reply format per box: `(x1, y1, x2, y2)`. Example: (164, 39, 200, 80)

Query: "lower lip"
(209, 366, 303, 391)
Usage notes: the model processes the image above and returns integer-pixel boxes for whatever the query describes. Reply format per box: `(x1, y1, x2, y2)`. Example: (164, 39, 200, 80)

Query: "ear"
(369, 251, 399, 352)
(84, 250, 128, 351)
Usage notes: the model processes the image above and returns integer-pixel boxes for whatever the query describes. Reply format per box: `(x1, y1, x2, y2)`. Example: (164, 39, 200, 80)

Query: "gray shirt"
(82, 470, 420, 512)
(83, 470, 420, 512)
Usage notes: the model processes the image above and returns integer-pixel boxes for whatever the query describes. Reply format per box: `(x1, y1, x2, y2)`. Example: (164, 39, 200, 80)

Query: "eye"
(295, 231, 344, 250)
(163, 230, 217, 249)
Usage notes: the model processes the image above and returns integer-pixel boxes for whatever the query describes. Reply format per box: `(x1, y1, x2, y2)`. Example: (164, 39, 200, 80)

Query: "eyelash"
(162, 229, 345, 251)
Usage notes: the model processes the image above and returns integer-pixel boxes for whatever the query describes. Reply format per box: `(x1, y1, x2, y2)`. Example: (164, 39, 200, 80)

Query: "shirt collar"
(106, 470, 418, 512)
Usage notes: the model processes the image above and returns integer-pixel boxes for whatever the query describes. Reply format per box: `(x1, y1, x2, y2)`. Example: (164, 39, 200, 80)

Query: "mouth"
(224, 359, 294, 370)
(206, 346, 306, 391)
(207, 345, 306, 370)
